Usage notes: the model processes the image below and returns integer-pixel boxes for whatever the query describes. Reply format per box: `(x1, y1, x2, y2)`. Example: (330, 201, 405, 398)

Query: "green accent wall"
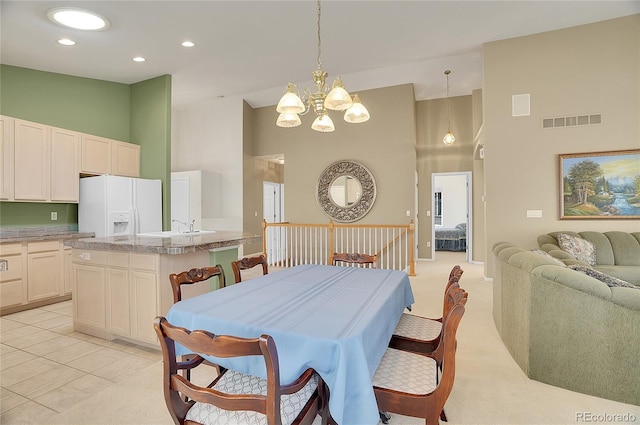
(0, 203, 78, 228)
(131, 75, 172, 230)
(0, 65, 172, 230)
(0, 65, 130, 140)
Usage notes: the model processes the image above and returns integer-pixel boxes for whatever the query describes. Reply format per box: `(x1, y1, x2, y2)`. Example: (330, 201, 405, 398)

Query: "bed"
(435, 223, 467, 251)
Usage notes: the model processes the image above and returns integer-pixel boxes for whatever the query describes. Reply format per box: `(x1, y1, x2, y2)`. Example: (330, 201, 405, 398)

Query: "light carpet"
(41, 252, 640, 424)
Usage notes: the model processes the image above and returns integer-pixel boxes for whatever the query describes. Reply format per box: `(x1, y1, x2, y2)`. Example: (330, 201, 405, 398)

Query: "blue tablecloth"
(166, 264, 414, 425)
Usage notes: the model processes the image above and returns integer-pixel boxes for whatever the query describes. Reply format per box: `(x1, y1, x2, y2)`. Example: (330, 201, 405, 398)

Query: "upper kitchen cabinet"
(51, 127, 80, 202)
(112, 140, 140, 177)
(81, 135, 140, 177)
(0, 116, 15, 200)
(14, 119, 50, 201)
(80, 134, 112, 175)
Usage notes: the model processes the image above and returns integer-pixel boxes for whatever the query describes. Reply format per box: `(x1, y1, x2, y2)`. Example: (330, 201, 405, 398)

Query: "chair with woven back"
(331, 252, 377, 268)
(153, 317, 326, 425)
(373, 286, 468, 425)
(231, 254, 268, 284)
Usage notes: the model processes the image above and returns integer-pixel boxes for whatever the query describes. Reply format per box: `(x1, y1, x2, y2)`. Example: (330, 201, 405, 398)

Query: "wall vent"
(542, 114, 602, 129)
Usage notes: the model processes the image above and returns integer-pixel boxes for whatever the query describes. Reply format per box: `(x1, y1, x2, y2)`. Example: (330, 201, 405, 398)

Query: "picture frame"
(559, 149, 640, 219)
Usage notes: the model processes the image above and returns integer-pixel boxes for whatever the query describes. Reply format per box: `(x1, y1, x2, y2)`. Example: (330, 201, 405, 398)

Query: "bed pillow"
(569, 264, 637, 288)
(530, 249, 566, 266)
(557, 233, 596, 265)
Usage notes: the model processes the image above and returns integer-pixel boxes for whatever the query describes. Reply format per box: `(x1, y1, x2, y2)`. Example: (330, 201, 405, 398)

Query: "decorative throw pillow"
(569, 264, 638, 288)
(557, 233, 597, 266)
(531, 249, 566, 266)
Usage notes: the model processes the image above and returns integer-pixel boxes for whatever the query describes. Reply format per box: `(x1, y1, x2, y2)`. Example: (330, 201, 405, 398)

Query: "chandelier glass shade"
(276, 0, 370, 132)
(443, 69, 455, 146)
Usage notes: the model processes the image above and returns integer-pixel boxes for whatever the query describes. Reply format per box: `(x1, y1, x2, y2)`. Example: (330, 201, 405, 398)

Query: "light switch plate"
(526, 209, 543, 218)
(51, 212, 58, 220)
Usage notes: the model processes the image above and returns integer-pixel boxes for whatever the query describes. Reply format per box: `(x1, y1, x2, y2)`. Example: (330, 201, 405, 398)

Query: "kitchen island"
(64, 231, 261, 347)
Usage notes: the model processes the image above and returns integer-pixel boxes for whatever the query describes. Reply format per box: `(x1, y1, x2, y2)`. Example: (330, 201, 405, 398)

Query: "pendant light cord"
(445, 70, 451, 131)
(316, 0, 322, 69)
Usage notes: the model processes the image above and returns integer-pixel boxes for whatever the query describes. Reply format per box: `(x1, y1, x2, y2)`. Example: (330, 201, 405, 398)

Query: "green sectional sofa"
(493, 242, 640, 406)
(537, 231, 640, 285)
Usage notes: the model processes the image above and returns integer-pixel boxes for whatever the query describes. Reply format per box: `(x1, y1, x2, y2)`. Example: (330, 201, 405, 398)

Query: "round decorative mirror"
(317, 160, 376, 222)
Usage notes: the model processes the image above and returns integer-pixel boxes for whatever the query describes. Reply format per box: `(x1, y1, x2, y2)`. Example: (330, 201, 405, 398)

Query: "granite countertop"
(0, 227, 94, 243)
(63, 231, 262, 255)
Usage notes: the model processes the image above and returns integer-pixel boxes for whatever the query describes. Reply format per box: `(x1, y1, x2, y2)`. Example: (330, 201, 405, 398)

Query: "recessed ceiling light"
(132, 57, 146, 62)
(181, 41, 195, 48)
(47, 7, 110, 31)
(57, 38, 76, 46)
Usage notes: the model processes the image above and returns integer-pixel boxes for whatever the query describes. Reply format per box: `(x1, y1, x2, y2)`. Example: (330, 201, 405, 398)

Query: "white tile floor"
(0, 301, 160, 423)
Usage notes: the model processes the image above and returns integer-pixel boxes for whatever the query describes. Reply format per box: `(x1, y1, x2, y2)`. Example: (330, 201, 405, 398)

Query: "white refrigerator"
(79, 175, 162, 238)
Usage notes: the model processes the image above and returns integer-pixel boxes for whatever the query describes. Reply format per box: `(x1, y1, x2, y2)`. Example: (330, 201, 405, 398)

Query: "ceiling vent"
(542, 114, 602, 129)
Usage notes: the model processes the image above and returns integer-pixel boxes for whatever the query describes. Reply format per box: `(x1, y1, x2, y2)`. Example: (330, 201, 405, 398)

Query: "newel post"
(409, 219, 416, 276)
(328, 220, 335, 264)
(262, 219, 268, 260)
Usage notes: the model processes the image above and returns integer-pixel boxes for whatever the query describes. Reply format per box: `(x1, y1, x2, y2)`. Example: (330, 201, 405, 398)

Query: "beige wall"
(248, 84, 418, 225)
(415, 95, 476, 259)
(483, 14, 640, 277)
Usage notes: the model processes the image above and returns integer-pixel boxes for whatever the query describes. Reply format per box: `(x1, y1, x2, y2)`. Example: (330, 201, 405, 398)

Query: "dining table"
(165, 263, 415, 424)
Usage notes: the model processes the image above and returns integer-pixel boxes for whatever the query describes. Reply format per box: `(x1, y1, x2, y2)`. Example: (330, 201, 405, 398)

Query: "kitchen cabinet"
(80, 134, 111, 175)
(51, 127, 80, 202)
(0, 243, 25, 309)
(27, 241, 61, 302)
(73, 249, 158, 344)
(72, 250, 107, 331)
(1, 239, 71, 315)
(14, 119, 50, 201)
(112, 140, 140, 177)
(81, 134, 140, 177)
(0, 115, 14, 200)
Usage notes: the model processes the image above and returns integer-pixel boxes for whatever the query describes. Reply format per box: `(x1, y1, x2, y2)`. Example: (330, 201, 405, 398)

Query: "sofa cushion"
(558, 233, 596, 265)
(579, 231, 614, 265)
(593, 265, 640, 286)
(569, 265, 637, 288)
(531, 250, 566, 266)
(605, 231, 640, 266)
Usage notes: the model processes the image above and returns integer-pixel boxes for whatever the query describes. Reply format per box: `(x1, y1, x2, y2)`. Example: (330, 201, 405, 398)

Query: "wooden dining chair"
(169, 265, 226, 304)
(169, 266, 226, 379)
(373, 287, 468, 425)
(391, 266, 464, 355)
(153, 316, 326, 425)
(331, 252, 377, 268)
(231, 254, 268, 283)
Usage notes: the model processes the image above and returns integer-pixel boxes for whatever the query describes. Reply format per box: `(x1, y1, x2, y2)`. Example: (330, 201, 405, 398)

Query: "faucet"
(172, 219, 195, 233)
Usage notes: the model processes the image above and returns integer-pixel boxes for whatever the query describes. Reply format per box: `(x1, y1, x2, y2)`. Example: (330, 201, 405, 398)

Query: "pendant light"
(443, 69, 455, 146)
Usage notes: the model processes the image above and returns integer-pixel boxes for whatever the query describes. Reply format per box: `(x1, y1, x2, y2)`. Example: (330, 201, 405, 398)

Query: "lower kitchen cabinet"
(1, 239, 71, 315)
(73, 262, 106, 330)
(0, 243, 25, 309)
(73, 249, 159, 345)
(27, 241, 61, 302)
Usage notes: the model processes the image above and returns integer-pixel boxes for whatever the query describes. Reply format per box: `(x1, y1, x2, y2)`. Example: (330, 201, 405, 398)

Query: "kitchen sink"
(136, 230, 216, 237)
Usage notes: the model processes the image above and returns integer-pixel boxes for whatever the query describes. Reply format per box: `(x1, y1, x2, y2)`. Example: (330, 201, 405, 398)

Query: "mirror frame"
(316, 160, 376, 222)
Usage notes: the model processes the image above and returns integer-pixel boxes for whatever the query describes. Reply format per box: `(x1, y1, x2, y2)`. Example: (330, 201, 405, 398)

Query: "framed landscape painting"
(559, 149, 640, 219)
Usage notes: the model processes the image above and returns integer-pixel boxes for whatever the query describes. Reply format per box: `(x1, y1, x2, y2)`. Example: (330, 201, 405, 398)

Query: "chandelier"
(443, 69, 455, 146)
(275, 0, 370, 132)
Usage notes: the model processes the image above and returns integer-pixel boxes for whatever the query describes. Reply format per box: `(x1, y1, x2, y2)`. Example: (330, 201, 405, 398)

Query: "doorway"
(431, 172, 472, 262)
(263, 181, 285, 264)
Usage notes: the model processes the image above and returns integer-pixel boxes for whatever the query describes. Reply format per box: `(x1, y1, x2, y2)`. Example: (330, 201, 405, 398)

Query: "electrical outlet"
(51, 212, 58, 221)
(426, 241, 431, 248)
(0, 259, 8, 271)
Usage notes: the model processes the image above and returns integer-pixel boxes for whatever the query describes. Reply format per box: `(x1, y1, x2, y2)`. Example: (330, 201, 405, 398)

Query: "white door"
(263, 182, 284, 264)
